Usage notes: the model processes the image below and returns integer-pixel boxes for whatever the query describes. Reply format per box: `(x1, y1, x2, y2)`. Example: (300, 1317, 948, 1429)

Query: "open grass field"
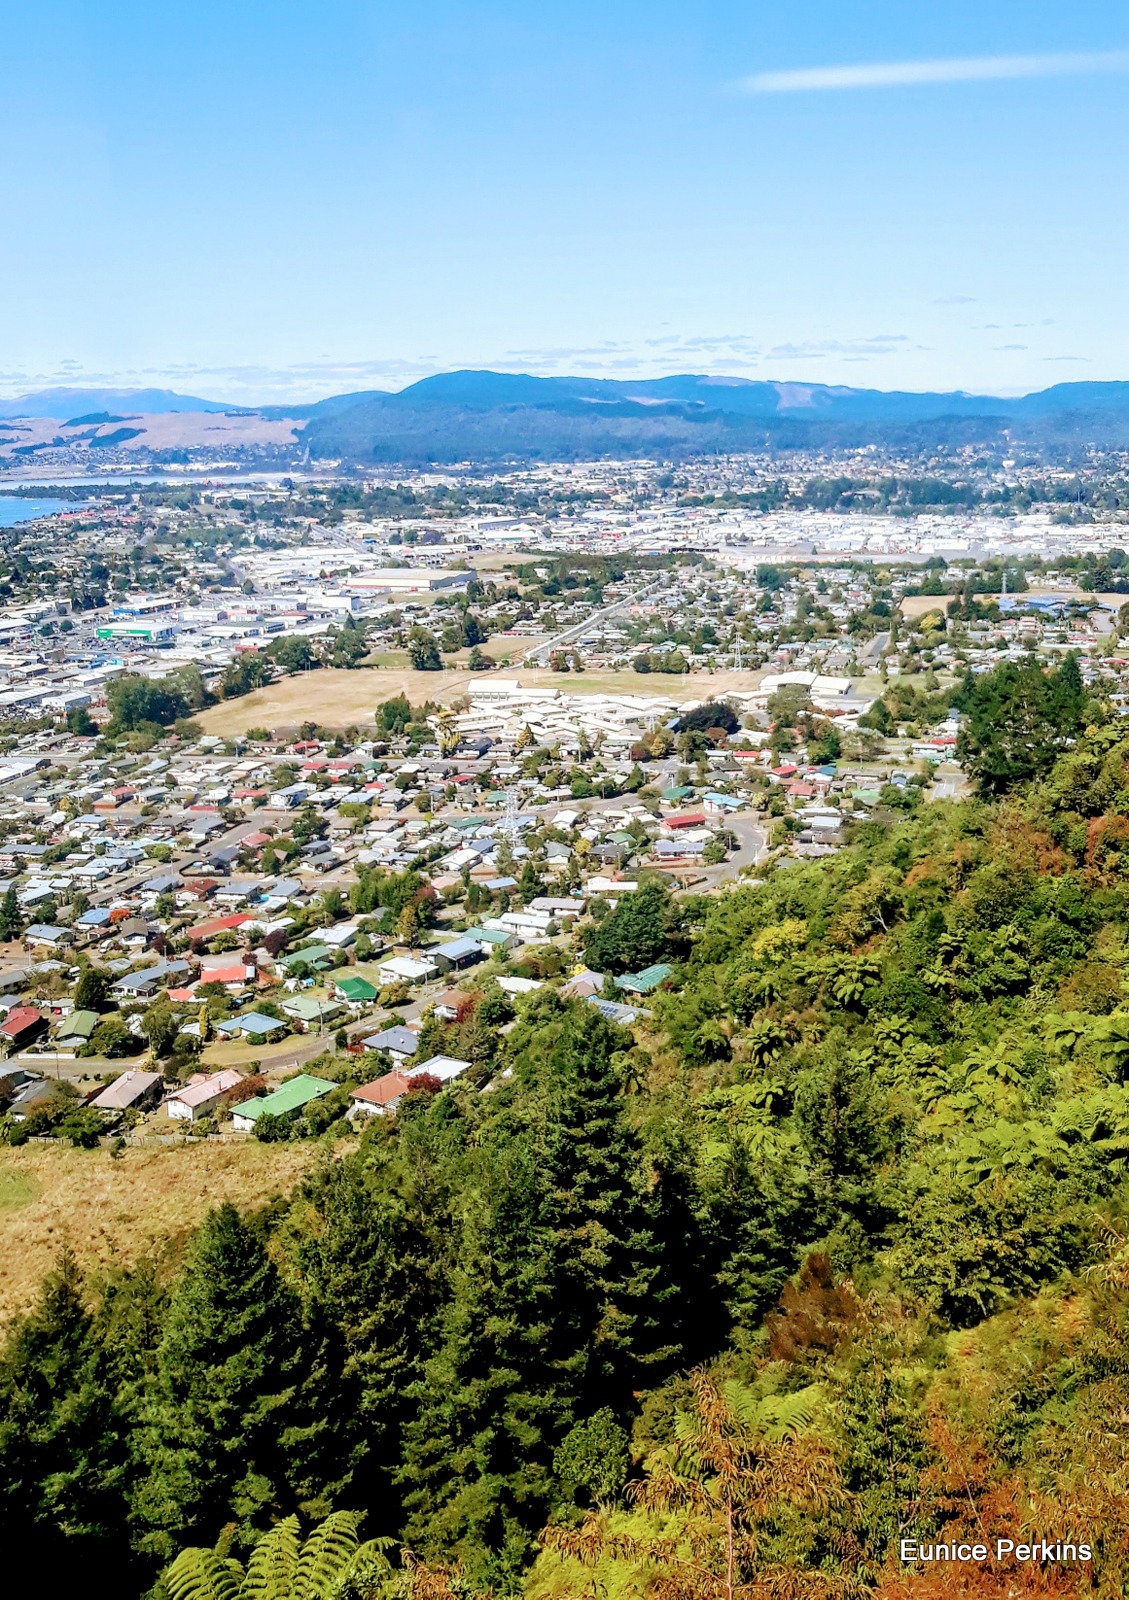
(900, 594, 956, 617)
(0, 1139, 321, 1322)
(196, 664, 768, 736)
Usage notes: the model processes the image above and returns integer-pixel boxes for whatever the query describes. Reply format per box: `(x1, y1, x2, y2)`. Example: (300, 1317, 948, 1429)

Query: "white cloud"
(741, 49, 1129, 94)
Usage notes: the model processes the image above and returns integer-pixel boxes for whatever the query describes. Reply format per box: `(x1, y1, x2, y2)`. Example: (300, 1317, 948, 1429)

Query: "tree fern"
(293, 1511, 361, 1600)
(163, 1514, 385, 1600)
(165, 1548, 244, 1600)
(242, 1516, 303, 1600)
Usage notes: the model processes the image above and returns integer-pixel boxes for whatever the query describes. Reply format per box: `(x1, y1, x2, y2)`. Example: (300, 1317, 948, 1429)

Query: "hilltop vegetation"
(5, 675, 1129, 1595)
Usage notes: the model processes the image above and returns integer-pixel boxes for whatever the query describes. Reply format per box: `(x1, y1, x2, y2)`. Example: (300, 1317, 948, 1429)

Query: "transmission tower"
(733, 633, 743, 671)
(500, 786, 521, 836)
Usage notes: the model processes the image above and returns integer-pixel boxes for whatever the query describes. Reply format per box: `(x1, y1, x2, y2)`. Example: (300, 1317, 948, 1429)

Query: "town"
(0, 461, 1125, 1151)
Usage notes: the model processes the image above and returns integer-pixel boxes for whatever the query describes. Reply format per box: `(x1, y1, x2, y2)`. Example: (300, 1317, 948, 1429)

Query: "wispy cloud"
(741, 49, 1129, 94)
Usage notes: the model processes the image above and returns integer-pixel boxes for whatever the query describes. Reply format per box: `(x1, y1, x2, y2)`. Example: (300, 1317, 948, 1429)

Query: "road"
(722, 813, 770, 876)
(522, 575, 674, 667)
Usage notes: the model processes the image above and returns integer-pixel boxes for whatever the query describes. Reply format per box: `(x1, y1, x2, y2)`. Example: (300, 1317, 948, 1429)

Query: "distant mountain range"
(296, 372, 1129, 462)
(0, 387, 236, 420)
(7, 372, 1129, 459)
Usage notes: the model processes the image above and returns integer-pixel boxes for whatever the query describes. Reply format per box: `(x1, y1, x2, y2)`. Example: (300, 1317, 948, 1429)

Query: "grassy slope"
(0, 1140, 320, 1322)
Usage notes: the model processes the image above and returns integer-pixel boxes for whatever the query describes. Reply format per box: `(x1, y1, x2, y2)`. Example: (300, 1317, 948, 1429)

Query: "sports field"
(196, 663, 768, 736)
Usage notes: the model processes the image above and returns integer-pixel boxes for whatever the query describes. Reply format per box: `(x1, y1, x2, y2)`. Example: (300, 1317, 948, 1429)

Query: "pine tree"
(581, 880, 676, 974)
(0, 1248, 128, 1589)
(701, 1139, 812, 1337)
(0, 884, 23, 941)
(133, 1203, 330, 1562)
(401, 999, 669, 1586)
(295, 1157, 441, 1531)
(519, 999, 673, 1409)
(400, 1137, 562, 1585)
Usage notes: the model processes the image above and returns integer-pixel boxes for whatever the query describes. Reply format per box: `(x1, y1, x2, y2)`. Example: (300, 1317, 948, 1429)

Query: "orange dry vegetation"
(0, 1139, 320, 1322)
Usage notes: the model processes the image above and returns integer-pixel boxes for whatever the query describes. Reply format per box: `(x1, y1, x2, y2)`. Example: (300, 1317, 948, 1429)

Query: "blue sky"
(2, 0, 1128, 403)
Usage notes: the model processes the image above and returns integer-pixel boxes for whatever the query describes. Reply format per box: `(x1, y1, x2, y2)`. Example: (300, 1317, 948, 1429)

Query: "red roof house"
(0, 1007, 45, 1047)
(186, 913, 253, 943)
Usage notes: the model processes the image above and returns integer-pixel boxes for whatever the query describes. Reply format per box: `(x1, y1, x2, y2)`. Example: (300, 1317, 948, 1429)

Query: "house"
(231, 1073, 335, 1131)
(8, 1077, 54, 1121)
(56, 1008, 98, 1048)
(378, 955, 439, 985)
(113, 960, 191, 999)
(89, 1067, 163, 1116)
(23, 924, 70, 949)
(349, 1069, 414, 1117)
(661, 811, 707, 832)
(432, 989, 469, 1021)
(410, 1054, 471, 1083)
(495, 975, 542, 997)
(464, 925, 519, 955)
(190, 961, 258, 993)
(332, 974, 378, 1006)
(588, 996, 643, 1026)
(76, 907, 113, 934)
(166, 1068, 244, 1121)
(430, 937, 483, 973)
(561, 968, 606, 999)
(0, 1060, 37, 1091)
(529, 896, 584, 922)
(278, 943, 334, 974)
(361, 1025, 419, 1063)
(279, 994, 345, 1030)
(0, 1006, 45, 1052)
(186, 912, 253, 944)
(215, 1011, 289, 1042)
(653, 836, 708, 861)
(704, 791, 746, 814)
(617, 962, 674, 995)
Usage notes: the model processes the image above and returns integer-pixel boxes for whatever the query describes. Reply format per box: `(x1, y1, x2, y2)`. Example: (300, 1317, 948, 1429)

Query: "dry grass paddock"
(0, 1139, 321, 1322)
(195, 663, 767, 736)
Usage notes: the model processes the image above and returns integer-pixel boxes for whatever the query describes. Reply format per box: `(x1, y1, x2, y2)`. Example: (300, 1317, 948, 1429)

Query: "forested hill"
(6, 675, 1129, 1597)
(300, 371, 1129, 461)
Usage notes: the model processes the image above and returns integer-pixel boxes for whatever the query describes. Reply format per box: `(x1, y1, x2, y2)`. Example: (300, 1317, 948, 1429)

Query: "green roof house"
(279, 944, 333, 972)
(618, 962, 674, 995)
(231, 1074, 335, 1130)
(56, 1009, 98, 1046)
(332, 974, 378, 1004)
(280, 993, 345, 1027)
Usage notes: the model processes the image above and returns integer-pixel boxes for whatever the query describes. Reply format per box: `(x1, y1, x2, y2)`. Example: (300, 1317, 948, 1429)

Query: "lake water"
(0, 498, 72, 527)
